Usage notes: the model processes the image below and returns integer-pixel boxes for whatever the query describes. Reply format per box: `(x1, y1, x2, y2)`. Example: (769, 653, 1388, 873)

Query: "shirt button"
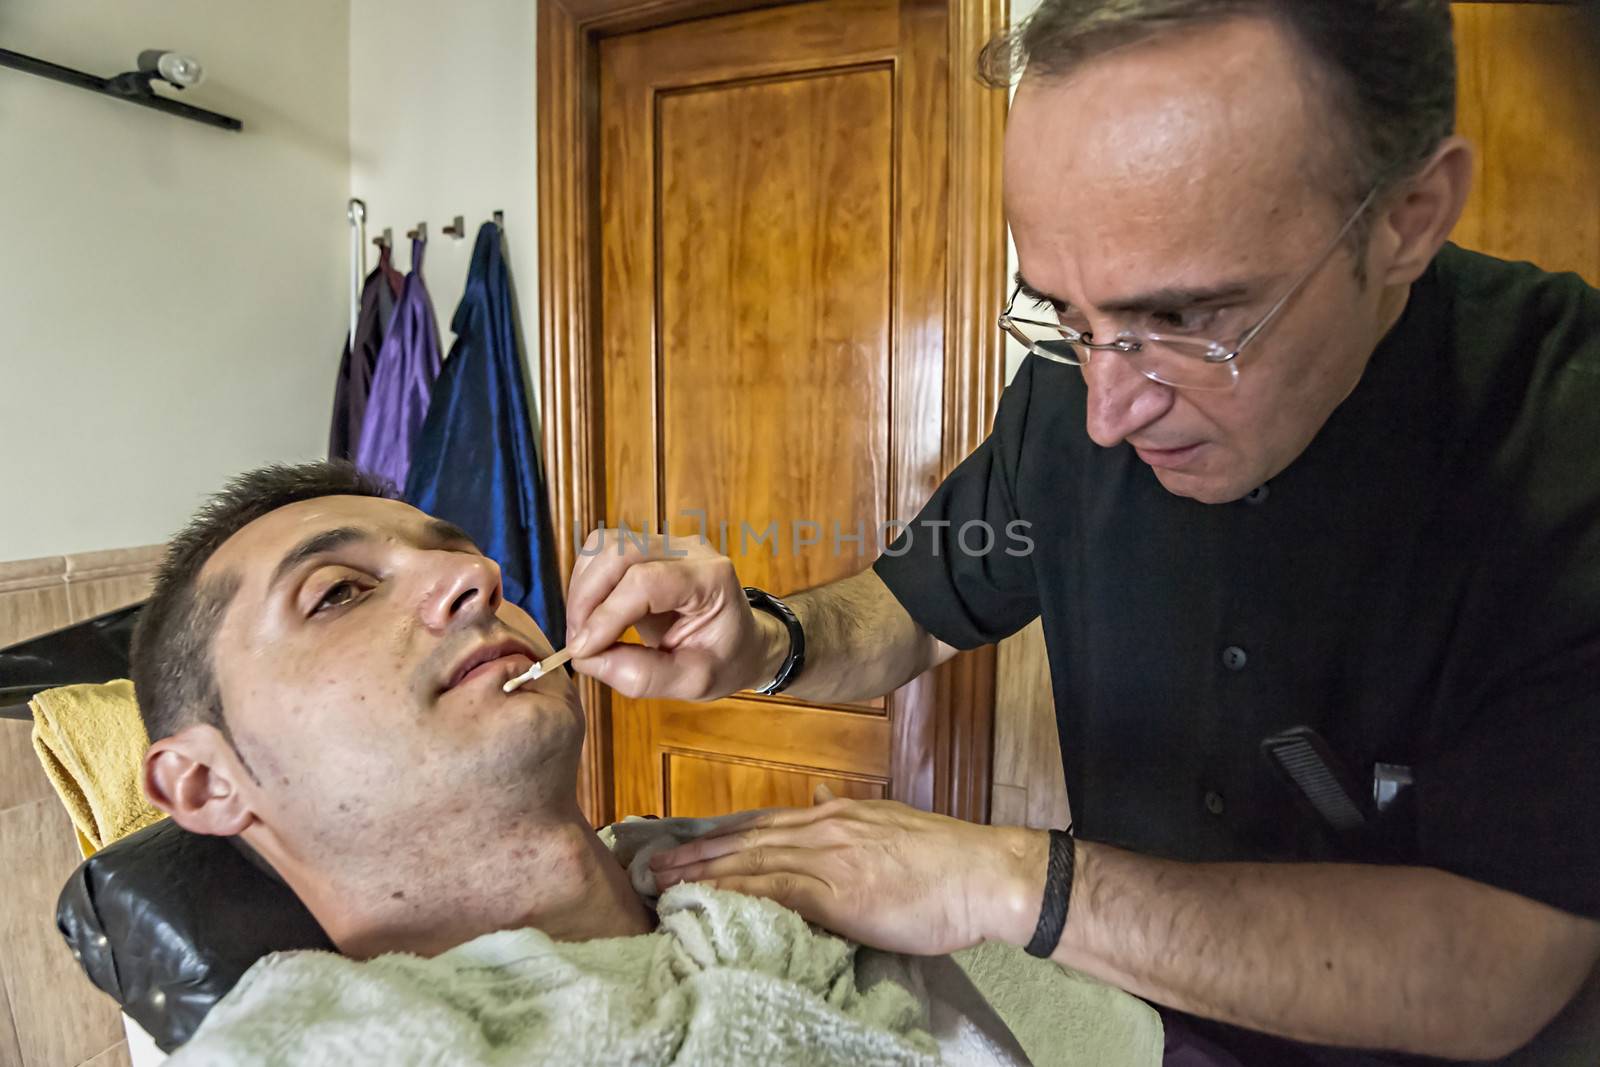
(1244, 484, 1270, 505)
(1221, 645, 1248, 671)
(1204, 790, 1226, 816)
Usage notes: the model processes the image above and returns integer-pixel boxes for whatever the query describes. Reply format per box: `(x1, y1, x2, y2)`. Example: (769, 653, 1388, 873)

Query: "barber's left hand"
(650, 791, 1046, 955)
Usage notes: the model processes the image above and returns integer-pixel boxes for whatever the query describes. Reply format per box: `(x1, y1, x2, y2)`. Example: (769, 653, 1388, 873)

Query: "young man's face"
(198, 494, 583, 867)
(1004, 16, 1398, 504)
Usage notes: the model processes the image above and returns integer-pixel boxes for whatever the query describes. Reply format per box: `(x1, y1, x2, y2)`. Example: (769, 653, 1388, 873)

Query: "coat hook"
(372, 226, 393, 250)
(406, 221, 427, 241)
(493, 210, 504, 227)
(442, 214, 466, 239)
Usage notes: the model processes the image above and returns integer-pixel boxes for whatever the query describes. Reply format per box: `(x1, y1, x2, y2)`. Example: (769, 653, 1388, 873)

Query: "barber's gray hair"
(981, 0, 1456, 208)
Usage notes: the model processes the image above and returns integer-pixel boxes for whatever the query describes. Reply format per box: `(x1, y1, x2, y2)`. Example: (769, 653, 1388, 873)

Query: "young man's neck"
(262, 810, 655, 959)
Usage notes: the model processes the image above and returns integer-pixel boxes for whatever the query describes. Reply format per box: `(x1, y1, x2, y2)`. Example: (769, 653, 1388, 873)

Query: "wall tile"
(81, 1039, 132, 1067)
(0, 723, 53, 819)
(0, 955, 20, 1067)
(60, 548, 163, 584)
(64, 576, 154, 627)
(63, 546, 160, 625)
(0, 557, 66, 596)
(0, 799, 124, 1067)
(0, 581, 74, 653)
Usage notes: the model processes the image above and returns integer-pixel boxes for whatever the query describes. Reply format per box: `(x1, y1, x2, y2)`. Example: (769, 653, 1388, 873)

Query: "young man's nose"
(418, 551, 505, 631)
(1082, 350, 1175, 448)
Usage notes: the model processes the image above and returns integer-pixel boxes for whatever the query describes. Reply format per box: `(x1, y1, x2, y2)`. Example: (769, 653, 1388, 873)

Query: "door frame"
(537, 0, 1010, 826)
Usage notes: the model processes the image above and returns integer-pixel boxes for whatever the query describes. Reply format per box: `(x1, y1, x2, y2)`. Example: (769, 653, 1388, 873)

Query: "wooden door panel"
(598, 0, 899, 92)
(666, 752, 885, 818)
(617, 696, 892, 818)
(654, 698, 890, 771)
(1451, 3, 1600, 282)
(658, 68, 894, 597)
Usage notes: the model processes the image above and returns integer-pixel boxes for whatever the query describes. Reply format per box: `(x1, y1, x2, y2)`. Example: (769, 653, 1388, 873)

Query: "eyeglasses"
(998, 187, 1380, 391)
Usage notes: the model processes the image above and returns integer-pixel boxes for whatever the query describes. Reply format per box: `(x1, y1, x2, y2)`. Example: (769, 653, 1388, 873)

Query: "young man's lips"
(444, 640, 538, 691)
(455, 652, 534, 689)
(1134, 442, 1205, 470)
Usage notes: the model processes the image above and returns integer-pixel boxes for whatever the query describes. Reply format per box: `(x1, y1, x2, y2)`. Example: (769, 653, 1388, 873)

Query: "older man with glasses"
(562, 2, 1600, 1063)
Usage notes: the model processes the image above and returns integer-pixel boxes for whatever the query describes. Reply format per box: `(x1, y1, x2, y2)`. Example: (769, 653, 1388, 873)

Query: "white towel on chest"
(167, 815, 1161, 1066)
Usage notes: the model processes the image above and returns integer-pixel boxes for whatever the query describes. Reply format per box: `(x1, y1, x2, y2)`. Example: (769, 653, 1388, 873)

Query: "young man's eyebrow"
(424, 518, 479, 552)
(268, 526, 369, 590)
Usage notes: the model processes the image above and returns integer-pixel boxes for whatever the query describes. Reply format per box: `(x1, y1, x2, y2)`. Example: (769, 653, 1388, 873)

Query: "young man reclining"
(131, 462, 1160, 1066)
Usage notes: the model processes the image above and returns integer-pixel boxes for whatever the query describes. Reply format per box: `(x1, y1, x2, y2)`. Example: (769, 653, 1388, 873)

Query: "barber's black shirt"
(874, 245, 1600, 1065)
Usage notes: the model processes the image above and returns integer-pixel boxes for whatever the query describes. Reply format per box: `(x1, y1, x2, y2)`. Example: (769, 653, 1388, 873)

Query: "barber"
(562, 2, 1600, 1062)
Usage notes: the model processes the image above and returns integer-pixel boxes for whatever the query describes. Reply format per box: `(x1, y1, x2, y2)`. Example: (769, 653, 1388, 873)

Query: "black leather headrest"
(56, 818, 333, 1053)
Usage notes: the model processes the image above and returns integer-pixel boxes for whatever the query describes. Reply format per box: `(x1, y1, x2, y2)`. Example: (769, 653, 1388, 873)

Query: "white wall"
(347, 0, 540, 411)
(1004, 0, 1043, 385)
(0, 0, 350, 560)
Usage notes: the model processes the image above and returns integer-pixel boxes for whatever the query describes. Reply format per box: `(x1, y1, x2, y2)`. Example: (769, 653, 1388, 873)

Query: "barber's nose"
(1082, 349, 1175, 448)
(419, 552, 504, 631)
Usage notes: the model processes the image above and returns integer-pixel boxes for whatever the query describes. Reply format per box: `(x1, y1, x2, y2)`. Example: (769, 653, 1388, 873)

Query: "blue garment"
(405, 223, 565, 639)
(358, 238, 442, 493)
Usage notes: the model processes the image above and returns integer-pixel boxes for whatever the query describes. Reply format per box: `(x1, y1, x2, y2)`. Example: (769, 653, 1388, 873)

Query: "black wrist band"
(743, 587, 805, 695)
(1025, 827, 1075, 959)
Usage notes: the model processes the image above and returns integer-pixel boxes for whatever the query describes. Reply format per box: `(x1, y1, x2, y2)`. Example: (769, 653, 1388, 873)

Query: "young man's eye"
(313, 580, 364, 614)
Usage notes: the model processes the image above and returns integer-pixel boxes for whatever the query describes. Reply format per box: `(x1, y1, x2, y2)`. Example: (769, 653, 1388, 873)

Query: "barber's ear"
(143, 725, 256, 837)
(1374, 134, 1475, 288)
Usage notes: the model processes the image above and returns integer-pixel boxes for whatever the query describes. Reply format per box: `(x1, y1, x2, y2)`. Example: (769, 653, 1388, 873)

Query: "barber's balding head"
(995, 2, 1470, 503)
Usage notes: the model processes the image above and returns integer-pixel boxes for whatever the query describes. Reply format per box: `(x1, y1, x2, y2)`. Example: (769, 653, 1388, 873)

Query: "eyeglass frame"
(998, 185, 1382, 382)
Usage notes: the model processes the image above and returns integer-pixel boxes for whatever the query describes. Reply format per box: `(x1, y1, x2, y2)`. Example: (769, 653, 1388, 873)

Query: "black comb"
(1260, 726, 1368, 833)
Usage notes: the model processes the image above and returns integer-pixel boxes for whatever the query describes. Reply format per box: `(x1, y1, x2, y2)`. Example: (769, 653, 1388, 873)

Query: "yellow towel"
(31, 680, 165, 858)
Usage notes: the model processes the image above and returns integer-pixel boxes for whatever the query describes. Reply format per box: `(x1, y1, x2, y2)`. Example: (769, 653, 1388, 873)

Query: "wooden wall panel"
(1451, 3, 1600, 283)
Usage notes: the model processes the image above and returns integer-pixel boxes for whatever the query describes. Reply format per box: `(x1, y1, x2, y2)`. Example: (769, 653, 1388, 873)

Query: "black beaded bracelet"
(1024, 827, 1075, 959)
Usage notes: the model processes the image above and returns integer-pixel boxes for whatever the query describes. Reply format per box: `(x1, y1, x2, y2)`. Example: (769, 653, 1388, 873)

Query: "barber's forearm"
(992, 836, 1599, 1060)
(750, 570, 954, 703)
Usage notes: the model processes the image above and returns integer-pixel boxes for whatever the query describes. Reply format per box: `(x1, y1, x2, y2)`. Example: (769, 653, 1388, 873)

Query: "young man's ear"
(143, 724, 256, 837)
(1375, 134, 1475, 288)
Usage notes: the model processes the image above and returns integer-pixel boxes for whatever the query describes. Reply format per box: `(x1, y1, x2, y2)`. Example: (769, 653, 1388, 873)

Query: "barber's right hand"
(563, 528, 783, 700)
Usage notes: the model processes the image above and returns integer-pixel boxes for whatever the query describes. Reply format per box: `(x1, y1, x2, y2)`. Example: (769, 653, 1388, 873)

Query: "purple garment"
(328, 243, 403, 461)
(355, 238, 442, 493)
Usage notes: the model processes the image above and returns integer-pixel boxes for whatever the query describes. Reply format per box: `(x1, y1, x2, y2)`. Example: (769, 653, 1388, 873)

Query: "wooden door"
(593, 0, 987, 820)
